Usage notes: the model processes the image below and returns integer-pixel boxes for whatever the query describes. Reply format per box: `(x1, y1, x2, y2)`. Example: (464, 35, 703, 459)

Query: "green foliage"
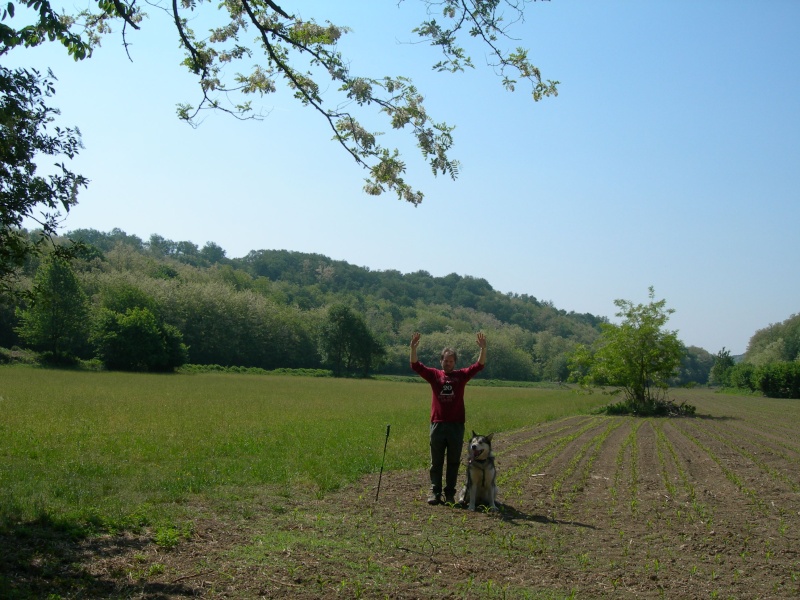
(0, 345, 36, 364)
(163, 280, 319, 369)
(532, 331, 576, 382)
(0, 289, 22, 348)
(720, 361, 799, 399)
(481, 336, 537, 381)
(15, 254, 88, 358)
(0, 66, 88, 292)
(7, 228, 608, 379)
(569, 287, 687, 413)
(3, 0, 556, 205)
(672, 345, 714, 387)
(726, 362, 757, 391)
(177, 364, 333, 377)
(0, 0, 98, 59)
(602, 398, 696, 417)
(68, 227, 144, 253)
(745, 314, 800, 365)
(709, 347, 736, 386)
(722, 360, 800, 399)
(319, 304, 386, 377)
(752, 362, 800, 399)
(236, 248, 602, 346)
(0, 367, 606, 530)
(97, 277, 158, 315)
(92, 307, 187, 372)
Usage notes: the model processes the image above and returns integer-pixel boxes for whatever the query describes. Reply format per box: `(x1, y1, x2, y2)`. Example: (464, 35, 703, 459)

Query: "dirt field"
(4, 391, 800, 598)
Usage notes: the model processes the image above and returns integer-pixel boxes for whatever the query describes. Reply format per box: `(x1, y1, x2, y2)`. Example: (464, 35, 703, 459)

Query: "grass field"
(0, 366, 606, 531)
(3, 367, 800, 599)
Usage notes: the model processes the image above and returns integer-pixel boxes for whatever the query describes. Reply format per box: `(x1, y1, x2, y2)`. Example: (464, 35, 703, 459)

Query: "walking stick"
(375, 424, 391, 501)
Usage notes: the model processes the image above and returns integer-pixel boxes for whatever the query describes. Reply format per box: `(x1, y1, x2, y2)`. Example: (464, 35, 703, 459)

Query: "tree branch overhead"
(2, 0, 558, 205)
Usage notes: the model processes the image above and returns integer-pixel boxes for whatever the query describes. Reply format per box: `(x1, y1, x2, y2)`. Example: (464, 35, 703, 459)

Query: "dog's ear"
(485, 433, 494, 443)
(472, 430, 478, 438)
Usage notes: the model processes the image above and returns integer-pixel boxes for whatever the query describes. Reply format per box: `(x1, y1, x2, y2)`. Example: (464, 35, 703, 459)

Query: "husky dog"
(458, 431, 498, 511)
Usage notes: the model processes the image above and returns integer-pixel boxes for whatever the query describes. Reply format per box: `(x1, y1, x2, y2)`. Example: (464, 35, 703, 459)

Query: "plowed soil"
(4, 391, 800, 598)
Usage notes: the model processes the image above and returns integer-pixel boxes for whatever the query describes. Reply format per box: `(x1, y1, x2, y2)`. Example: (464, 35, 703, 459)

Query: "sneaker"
(444, 494, 456, 505)
(427, 492, 442, 505)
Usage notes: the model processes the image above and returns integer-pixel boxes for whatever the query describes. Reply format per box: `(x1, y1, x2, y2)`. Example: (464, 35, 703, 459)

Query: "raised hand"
(476, 332, 487, 349)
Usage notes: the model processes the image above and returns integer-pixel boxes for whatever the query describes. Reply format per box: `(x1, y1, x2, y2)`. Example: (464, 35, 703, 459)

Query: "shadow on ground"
(0, 517, 195, 599)
(497, 503, 598, 529)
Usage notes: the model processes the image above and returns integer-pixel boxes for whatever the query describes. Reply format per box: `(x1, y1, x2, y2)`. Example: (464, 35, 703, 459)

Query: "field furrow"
(496, 417, 608, 511)
(703, 419, 800, 484)
(4, 373, 800, 599)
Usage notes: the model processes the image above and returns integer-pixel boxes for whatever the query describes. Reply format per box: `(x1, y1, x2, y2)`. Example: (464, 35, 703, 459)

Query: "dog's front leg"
(468, 480, 478, 511)
(486, 469, 498, 512)
(488, 484, 498, 512)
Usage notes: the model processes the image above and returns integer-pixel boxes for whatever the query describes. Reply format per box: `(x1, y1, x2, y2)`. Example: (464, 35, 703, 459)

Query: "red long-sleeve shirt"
(411, 360, 485, 423)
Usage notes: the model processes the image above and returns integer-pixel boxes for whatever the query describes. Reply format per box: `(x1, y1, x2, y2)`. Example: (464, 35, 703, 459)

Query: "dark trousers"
(429, 422, 465, 496)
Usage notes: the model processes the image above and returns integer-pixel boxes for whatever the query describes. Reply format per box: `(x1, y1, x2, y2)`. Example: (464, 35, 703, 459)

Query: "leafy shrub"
(269, 368, 332, 377)
(79, 358, 105, 371)
(753, 361, 800, 398)
(0, 346, 38, 364)
(177, 364, 333, 377)
(726, 363, 757, 391)
(93, 307, 188, 372)
(37, 351, 80, 367)
(601, 398, 696, 417)
(178, 364, 230, 373)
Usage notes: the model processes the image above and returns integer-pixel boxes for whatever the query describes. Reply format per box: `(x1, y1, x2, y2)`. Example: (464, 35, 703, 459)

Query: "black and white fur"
(458, 431, 498, 511)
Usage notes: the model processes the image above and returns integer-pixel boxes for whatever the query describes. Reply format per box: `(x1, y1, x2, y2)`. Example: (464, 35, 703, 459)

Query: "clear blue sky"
(8, 1, 800, 355)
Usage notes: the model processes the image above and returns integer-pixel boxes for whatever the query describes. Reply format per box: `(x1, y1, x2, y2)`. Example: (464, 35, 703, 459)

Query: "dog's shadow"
(494, 502, 597, 529)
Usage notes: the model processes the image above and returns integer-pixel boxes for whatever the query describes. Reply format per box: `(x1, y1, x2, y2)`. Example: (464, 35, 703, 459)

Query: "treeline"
(710, 314, 800, 398)
(1, 228, 715, 383)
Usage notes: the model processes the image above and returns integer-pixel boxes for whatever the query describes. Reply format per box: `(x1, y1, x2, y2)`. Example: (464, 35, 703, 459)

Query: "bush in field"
(93, 307, 187, 371)
(726, 363, 757, 392)
(0, 346, 37, 364)
(604, 398, 696, 417)
(753, 361, 800, 398)
(568, 287, 688, 415)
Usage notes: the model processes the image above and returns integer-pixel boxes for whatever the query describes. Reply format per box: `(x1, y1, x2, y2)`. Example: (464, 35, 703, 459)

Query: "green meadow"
(0, 366, 607, 532)
(6, 368, 800, 598)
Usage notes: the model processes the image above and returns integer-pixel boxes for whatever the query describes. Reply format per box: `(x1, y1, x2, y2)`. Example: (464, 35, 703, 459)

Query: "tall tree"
(319, 304, 385, 377)
(568, 287, 685, 413)
(2, 0, 557, 205)
(319, 304, 357, 376)
(200, 241, 227, 265)
(349, 321, 387, 378)
(708, 347, 735, 386)
(15, 253, 88, 359)
(0, 65, 88, 292)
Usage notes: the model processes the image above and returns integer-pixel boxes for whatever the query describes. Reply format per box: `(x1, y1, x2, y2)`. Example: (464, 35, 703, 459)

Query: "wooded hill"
(1, 228, 714, 383)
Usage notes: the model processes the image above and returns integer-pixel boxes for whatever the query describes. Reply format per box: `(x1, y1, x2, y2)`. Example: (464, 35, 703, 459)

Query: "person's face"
(441, 353, 456, 373)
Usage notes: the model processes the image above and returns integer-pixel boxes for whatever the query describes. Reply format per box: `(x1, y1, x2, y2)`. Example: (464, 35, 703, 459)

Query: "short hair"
(440, 347, 457, 362)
